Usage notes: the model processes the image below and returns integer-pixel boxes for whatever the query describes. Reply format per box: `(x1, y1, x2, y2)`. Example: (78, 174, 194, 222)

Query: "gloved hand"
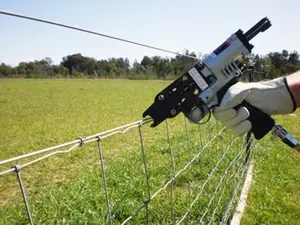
(189, 77, 296, 136)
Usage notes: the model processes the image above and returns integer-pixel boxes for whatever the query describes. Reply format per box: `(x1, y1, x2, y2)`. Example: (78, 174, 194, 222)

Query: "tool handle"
(234, 101, 274, 139)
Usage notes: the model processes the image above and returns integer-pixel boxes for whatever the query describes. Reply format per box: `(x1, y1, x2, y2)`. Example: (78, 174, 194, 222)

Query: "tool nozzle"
(272, 125, 299, 150)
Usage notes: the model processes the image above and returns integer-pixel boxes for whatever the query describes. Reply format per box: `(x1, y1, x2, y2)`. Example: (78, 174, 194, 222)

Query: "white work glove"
(189, 77, 296, 136)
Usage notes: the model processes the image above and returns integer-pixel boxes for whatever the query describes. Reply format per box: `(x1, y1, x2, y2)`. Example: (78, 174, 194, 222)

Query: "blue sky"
(0, 0, 299, 66)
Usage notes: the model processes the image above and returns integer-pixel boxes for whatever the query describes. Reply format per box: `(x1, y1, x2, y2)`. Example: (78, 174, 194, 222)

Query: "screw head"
(170, 109, 177, 116)
(158, 94, 164, 101)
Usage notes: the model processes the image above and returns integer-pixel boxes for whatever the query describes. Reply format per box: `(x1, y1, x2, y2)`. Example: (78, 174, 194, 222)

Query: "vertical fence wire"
(200, 136, 250, 224)
(176, 137, 239, 224)
(198, 121, 203, 149)
(208, 118, 212, 140)
(218, 136, 253, 224)
(207, 151, 244, 225)
(166, 120, 176, 225)
(184, 117, 192, 224)
(121, 126, 226, 225)
(220, 158, 250, 224)
(245, 132, 252, 164)
(200, 138, 247, 224)
(14, 165, 34, 225)
(245, 68, 254, 165)
(96, 137, 112, 225)
(138, 125, 151, 224)
(218, 157, 246, 225)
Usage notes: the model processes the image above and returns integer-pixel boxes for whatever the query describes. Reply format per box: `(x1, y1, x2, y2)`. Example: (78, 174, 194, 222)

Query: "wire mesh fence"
(0, 115, 254, 225)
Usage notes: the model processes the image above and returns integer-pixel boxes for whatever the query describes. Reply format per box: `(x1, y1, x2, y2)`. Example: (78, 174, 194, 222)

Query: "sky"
(0, 0, 299, 66)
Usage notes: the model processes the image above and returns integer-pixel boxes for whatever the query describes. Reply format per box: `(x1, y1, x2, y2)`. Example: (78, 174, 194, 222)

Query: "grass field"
(0, 79, 300, 224)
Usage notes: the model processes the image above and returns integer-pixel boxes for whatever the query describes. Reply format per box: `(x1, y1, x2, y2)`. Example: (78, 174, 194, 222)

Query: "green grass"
(0, 79, 169, 191)
(0, 79, 299, 224)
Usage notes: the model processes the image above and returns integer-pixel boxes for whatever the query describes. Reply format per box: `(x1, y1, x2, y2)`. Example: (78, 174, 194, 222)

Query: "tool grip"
(234, 101, 274, 139)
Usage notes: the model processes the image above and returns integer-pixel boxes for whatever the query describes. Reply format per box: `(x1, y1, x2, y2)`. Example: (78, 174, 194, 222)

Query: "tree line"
(0, 50, 299, 81)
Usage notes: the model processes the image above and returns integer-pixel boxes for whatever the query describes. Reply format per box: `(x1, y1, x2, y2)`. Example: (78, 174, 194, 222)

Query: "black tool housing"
(143, 63, 216, 127)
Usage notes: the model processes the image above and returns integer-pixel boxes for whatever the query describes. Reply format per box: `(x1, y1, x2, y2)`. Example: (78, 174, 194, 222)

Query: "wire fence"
(0, 115, 254, 225)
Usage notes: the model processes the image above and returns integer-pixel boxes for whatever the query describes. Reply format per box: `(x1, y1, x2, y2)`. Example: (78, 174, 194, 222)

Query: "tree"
(1, 49, 299, 79)
(132, 60, 145, 74)
(17, 62, 27, 75)
(141, 56, 152, 68)
(52, 65, 69, 76)
(0, 63, 12, 76)
(288, 51, 300, 65)
(61, 53, 86, 75)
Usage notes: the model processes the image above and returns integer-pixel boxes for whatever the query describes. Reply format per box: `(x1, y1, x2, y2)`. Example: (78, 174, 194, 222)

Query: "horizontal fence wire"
(0, 10, 199, 60)
(0, 115, 254, 225)
(176, 136, 240, 224)
(121, 126, 226, 225)
(0, 118, 152, 176)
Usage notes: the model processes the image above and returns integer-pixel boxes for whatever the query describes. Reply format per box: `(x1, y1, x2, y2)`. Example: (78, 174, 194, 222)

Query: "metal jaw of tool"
(272, 125, 300, 150)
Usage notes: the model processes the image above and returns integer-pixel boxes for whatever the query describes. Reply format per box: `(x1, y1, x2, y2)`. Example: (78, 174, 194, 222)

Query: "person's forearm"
(286, 70, 300, 108)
